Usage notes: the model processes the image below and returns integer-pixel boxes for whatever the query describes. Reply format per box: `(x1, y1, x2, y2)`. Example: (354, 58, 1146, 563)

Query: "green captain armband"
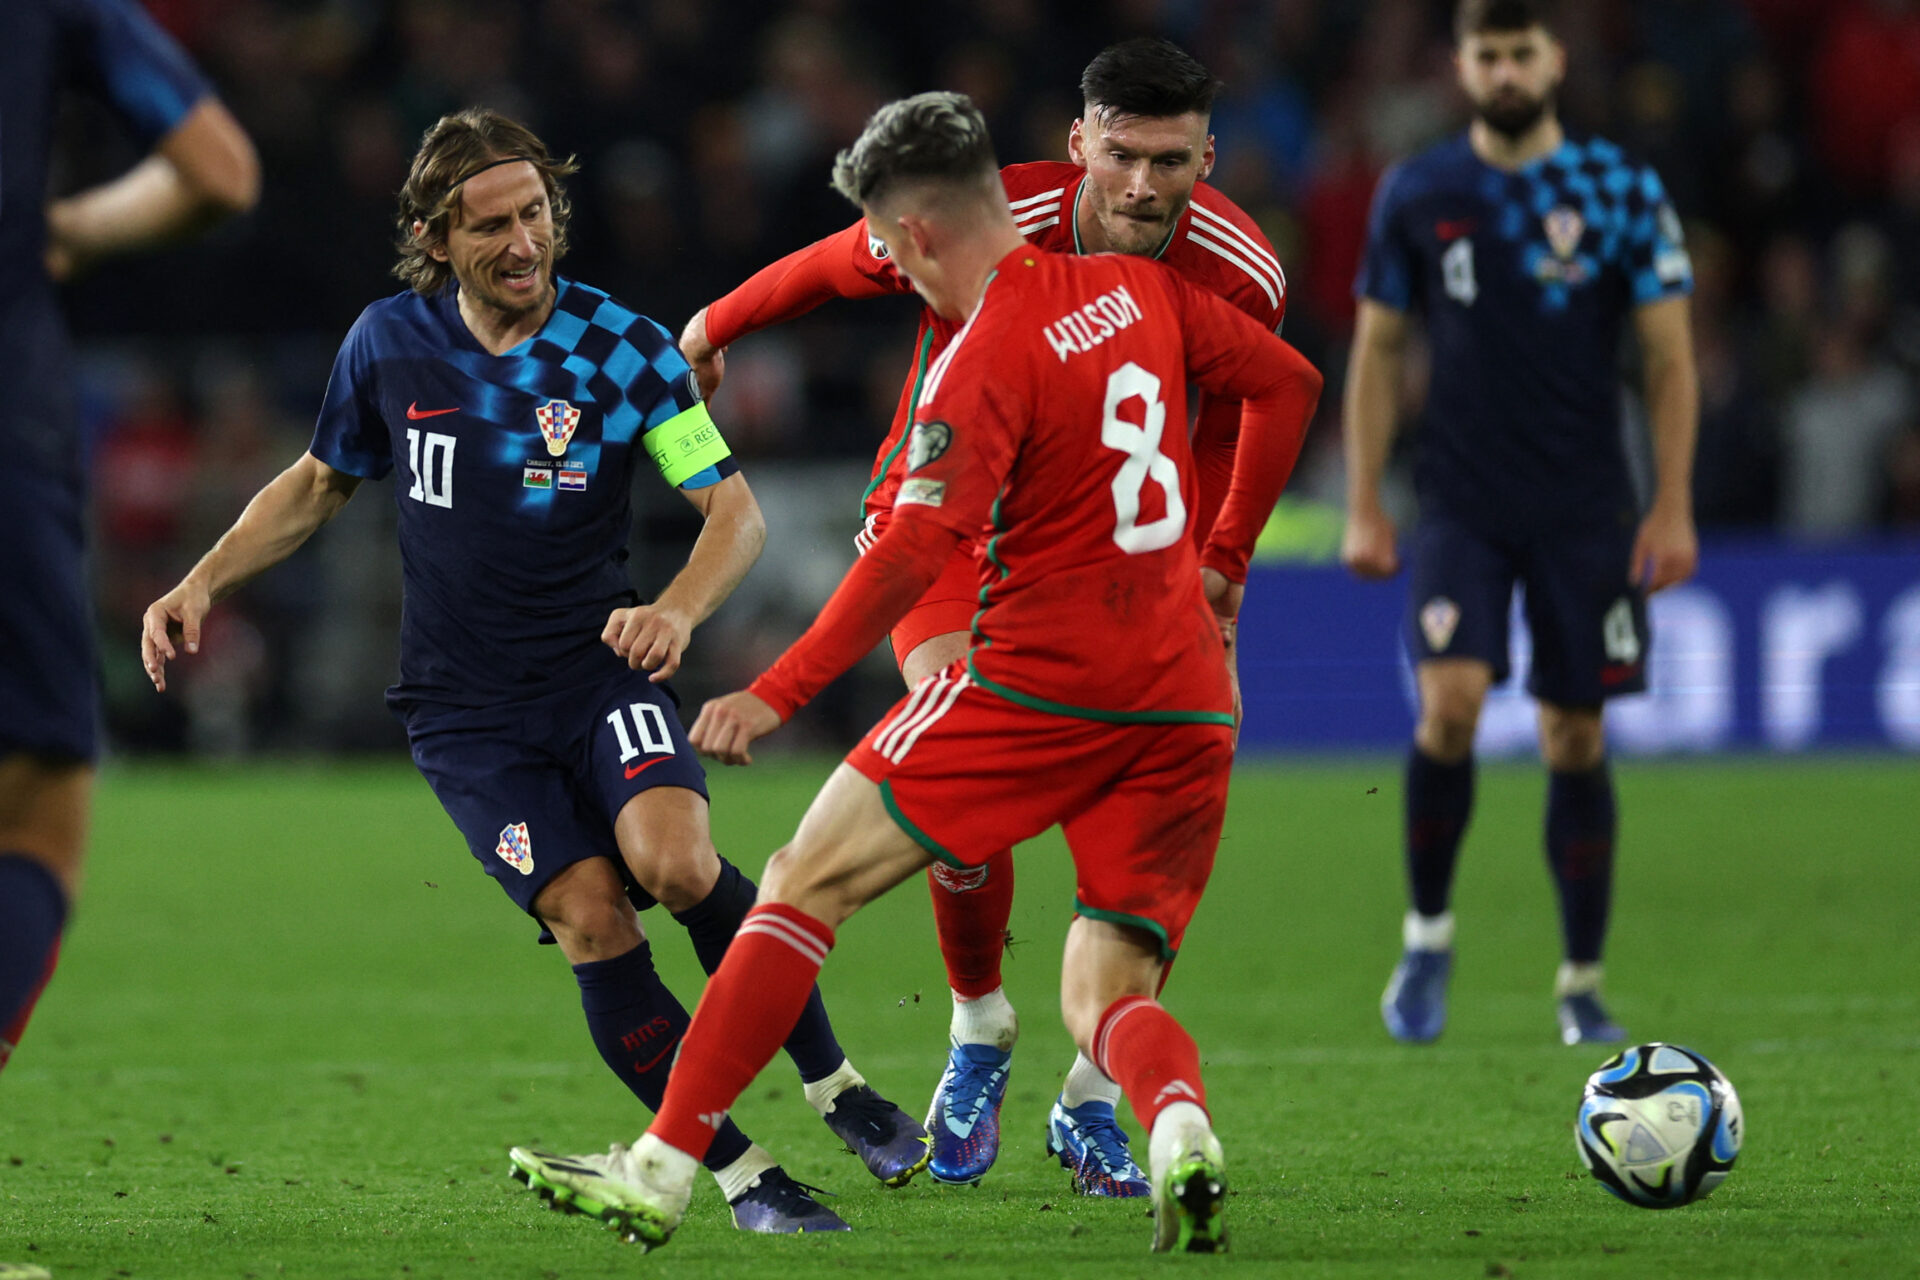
(644, 402, 732, 486)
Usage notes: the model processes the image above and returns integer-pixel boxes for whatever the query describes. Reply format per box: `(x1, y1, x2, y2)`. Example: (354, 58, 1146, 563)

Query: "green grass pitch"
(3, 755, 1916, 1279)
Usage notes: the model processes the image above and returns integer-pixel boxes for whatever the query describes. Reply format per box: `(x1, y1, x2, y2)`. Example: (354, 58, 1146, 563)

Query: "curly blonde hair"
(393, 108, 580, 295)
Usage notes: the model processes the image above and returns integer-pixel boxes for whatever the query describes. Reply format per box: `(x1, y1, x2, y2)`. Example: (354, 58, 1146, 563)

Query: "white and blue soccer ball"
(1575, 1042, 1742, 1208)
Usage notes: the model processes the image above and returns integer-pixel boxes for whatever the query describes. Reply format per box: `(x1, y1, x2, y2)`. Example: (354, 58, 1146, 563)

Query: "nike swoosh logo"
(406, 403, 460, 419)
(624, 755, 672, 780)
(632, 1037, 680, 1073)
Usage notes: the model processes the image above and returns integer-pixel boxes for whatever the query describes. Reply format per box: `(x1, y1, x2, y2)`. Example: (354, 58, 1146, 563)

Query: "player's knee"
(1415, 706, 1479, 762)
(627, 839, 721, 914)
(1540, 708, 1605, 771)
(758, 842, 811, 905)
(535, 893, 641, 962)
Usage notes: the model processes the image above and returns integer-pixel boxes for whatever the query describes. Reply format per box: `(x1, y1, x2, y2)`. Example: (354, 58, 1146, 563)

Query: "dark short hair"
(1454, 0, 1555, 42)
(393, 108, 579, 294)
(1079, 37, 1221, 122)
(830, 91, 1000, 209)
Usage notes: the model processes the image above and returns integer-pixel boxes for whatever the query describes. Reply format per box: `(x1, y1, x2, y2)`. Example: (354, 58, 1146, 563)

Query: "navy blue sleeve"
(1354, 163, 1418, 311)
(1624, 165, 1693, 306)
(59, 0, 212, 147)
(310, 308, 393, 481)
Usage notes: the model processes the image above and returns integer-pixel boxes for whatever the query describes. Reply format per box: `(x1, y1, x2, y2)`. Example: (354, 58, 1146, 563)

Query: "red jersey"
(703, 161, 1288, 544)
(749, 246, 1323, 725)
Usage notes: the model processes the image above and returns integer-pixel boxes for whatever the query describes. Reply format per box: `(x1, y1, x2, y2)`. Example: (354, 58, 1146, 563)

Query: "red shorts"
(858, 517, 981, 670)
(847, 665, 1234, 957)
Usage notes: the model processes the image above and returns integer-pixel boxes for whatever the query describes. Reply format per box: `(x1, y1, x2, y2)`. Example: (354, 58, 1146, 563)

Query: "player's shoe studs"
(1047, 1097, 1150, 1198)
(728, 1167, 850, 1233)
(508, 1141, 690, 1250)
(925, 1042, 1012, 1185)
(1148, 1122, 1228, 1255)
(1557, 991, 1627, 1046)
(822, 1084, 932, 1187)
(1381, 947, 1451, 1043)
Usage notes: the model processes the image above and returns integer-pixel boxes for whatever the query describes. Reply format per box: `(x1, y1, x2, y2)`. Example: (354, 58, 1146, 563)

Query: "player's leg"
(1523, 530, 1647, 1045)
(590, 764, 939, 1246)
(610, 782, 926, 1185)
(0, 483, 102, 1075)
(590, 673, 926, 1184)
(897, 605, 1020, 1185)
(0, 757, 89, 1074)
(404, 708, 839, 1234)
(1058, 721, 1233, 1250)
(1387, 518, 1515, 1042)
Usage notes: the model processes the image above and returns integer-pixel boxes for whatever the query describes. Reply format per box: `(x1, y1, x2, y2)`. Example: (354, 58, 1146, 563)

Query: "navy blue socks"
(572, 941, 751, 1171)
(1404, 750, 1475, 919)
(1545, 765, 1616, 964)
(672, 858, 846, 1084)
(0, 854, 69, 1071)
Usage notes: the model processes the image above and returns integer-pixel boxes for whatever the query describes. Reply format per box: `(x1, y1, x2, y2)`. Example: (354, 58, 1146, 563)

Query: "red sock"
(1092, 996, 1208, 1134)
(650, 904, 834, 1159)
(927, 848, 1014, 998)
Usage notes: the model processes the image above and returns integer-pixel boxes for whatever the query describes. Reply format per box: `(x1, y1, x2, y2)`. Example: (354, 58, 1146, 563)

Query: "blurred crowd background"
(58, 0, 1920, 754)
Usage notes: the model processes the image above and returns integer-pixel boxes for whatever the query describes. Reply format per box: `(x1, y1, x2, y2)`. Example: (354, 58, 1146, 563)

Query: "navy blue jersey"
(1356, 134, 1692, 532)
(1, 0, 209, 476)
(309, 278, 737, 707)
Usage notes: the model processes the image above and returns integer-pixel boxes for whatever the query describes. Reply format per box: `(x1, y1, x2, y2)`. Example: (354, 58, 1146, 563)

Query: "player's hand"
(141, 578, 212, 693)
(603, 604, 693, 681)
(1341, 505, 1400, 579)
(688, 690, 781, 766)
(1631, 502, 1698, 595)
(678, 306, 726, 401)
(1201, 568, 1244, 747)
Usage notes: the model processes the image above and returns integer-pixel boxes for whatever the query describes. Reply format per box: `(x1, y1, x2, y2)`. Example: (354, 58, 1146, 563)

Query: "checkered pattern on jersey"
(1485, 137, 1691, 313)
(515, 279, 696, 447)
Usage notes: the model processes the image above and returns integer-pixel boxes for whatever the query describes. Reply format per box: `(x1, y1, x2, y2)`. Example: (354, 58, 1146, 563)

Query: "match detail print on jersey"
(643, 402, 731, 486)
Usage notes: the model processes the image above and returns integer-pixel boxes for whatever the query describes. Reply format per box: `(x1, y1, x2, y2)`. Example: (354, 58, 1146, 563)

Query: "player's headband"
(452, 154, 538, 188)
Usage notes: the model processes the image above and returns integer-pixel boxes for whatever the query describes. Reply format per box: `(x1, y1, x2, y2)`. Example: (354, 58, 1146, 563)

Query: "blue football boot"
(1557, 991, 1627, 1046)
(728, 1167, 849, 1233)
(1381, 947, 1451, 1043)
(1047, 1097, 1151, 1198)
(924, 1041, 1012, 1184)
(821, 1084, 931, 1187)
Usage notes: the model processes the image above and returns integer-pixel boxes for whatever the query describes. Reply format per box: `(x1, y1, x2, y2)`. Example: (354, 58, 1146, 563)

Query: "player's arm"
(1629, 294, 1700, 593)
(603, 472, 766, 682)
(680, 220, 910, 399)
(689, 515, 965, 765)
(1340, 299, 1411, 579)
(141, 452, 359, 692)
(46, 96, 259, 280)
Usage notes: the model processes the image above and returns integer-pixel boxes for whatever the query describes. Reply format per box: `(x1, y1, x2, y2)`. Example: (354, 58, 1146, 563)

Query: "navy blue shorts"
(1404, 515, 1649, 707)
(404, 665, 709, 918)
(0, 470, 98, 761)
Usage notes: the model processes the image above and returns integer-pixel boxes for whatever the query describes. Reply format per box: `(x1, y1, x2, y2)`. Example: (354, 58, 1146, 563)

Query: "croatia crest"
(1544, 206, 1585, 261)
(534, 399, 581, 458)
(495, 822, 534, 876)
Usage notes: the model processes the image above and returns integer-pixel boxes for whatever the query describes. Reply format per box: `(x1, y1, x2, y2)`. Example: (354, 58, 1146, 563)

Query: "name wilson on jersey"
(1042, 284, 1145, 362)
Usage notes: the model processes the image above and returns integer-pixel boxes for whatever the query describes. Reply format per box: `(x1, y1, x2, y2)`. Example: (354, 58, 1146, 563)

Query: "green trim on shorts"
(860, 329, 937, 518)
(879, 779, 964, 868)
(963, 659, 1237, 726)
(1074, 897, 1177, 961)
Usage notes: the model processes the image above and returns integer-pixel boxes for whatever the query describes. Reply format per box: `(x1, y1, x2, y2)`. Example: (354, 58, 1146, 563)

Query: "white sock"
(801, 1058, 866, 1116)
(1146, 1100, 1220, 1182)
(1403, 909, 1455, 951)
(710, 1141, 779, 1202)
(950, 986, 1018, 1049)
(1058, 1050, 1122, 1109)
(1556, 961, 1604, 998)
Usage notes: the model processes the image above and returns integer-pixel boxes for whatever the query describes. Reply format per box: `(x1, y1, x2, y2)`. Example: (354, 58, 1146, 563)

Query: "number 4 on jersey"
(1101, 362, 1186, 554)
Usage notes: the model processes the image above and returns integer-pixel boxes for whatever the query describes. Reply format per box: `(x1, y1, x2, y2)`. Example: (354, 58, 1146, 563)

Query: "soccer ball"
(1574, 1042, 1742, 1208)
